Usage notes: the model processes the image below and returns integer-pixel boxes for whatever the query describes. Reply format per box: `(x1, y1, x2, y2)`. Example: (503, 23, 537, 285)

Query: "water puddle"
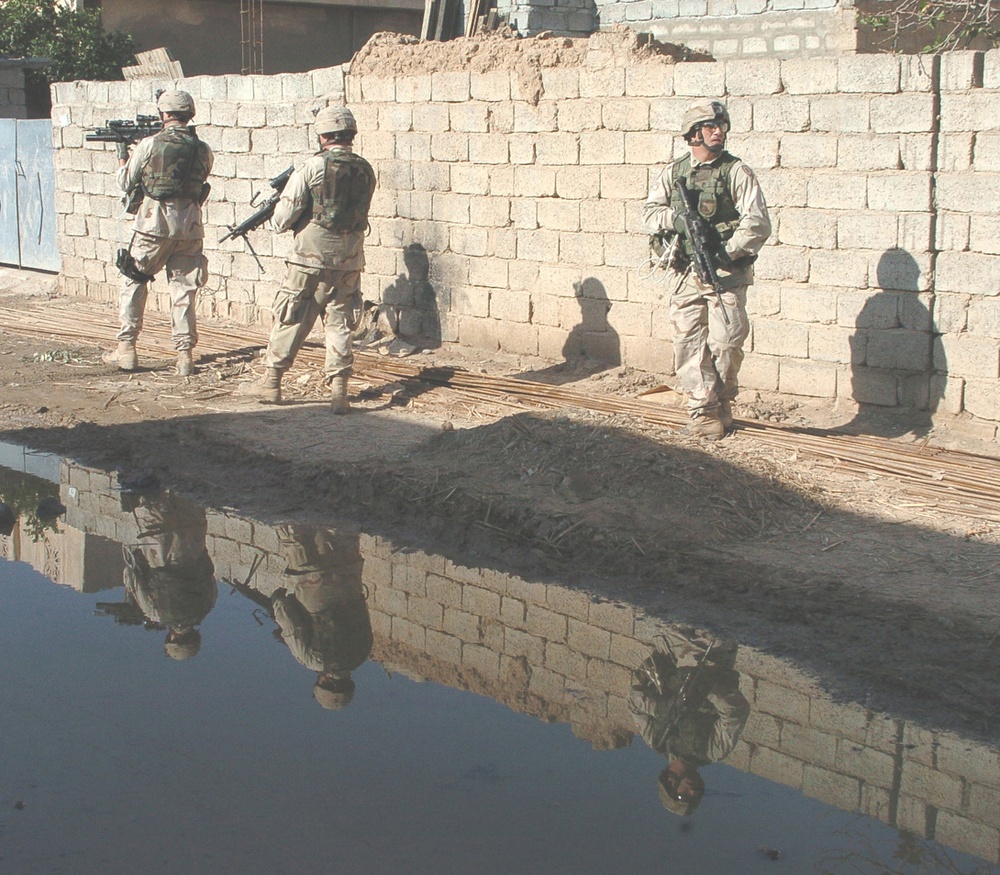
(1, 446, 997, 873)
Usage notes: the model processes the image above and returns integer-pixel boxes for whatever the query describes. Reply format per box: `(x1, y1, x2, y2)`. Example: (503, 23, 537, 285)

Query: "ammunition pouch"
(123, 187, 143, 215)
(116, 248, 155, 284)
(273, 289, 307, 326)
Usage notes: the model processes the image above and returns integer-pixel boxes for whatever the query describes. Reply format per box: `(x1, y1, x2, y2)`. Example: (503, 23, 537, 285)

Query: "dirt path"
(1, 276, 998, 742)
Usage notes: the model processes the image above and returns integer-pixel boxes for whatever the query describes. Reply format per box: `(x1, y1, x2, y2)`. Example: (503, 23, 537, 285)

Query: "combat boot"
(679, 413, 725, 441)
(250, 368, 283, 404)
(719, 399, 734, 430)
(329, 373, 350, 415)
(176, 350, 193, 377)
(103, 341, 138, 371)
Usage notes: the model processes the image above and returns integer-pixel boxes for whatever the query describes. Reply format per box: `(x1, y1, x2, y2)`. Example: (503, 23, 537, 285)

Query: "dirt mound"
(349, 27, 707, 104)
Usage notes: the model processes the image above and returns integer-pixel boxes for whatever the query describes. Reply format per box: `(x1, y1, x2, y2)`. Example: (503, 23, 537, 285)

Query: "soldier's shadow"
(516, 277, 621, 385)
(840, 248, 943, 439)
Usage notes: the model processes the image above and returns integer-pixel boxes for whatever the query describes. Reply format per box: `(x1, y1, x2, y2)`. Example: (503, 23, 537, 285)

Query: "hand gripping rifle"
(219, 166, 294, 272)
(673, 178, 730, 325)
(85, 114, 163, 145)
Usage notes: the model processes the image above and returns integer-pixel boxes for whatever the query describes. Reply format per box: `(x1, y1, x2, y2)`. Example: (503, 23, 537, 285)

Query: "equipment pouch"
(273, 290, 306, 326)
(116, 248, 155, 284)
(123, 187, 143, 215)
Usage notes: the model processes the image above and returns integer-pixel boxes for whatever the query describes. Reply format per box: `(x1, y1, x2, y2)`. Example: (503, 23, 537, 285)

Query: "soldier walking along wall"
(50, 33, 1000, 437)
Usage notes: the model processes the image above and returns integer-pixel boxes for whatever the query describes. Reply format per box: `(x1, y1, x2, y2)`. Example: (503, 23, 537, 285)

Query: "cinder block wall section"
(51, 66, 348, 326)
(494, 0, 858, 57)
(51, 45, 1000, 436)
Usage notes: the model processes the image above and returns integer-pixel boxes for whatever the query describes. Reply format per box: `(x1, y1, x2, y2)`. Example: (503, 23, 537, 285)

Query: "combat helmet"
(681, 100, 730, 139)
(315, 105, 358, 136)
(157, 89, 196, 116)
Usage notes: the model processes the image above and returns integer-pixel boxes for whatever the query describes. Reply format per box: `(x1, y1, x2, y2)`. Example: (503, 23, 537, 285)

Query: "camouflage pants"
(117, 233, 207, 351)
(669, 271, 750, 417)
(265, 263, 360, 380)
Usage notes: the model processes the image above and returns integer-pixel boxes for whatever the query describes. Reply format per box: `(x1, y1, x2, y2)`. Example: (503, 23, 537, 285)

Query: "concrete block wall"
(42, 457, 1000, 864)
(50, 66, 348, 326)
(51, 46, 1000, 435)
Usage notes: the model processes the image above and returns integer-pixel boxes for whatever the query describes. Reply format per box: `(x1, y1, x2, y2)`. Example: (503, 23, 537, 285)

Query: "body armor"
(309, 149, 376, 234)
(669, 151, 742, 262)
(141, 126, 211, 202)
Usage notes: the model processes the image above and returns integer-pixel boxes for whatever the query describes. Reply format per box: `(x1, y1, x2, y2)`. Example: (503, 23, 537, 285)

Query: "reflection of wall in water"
(54, 459, 1000, 864)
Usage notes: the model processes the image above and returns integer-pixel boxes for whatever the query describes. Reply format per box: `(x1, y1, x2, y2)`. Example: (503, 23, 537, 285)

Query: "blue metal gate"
(0, 119, 60, 273)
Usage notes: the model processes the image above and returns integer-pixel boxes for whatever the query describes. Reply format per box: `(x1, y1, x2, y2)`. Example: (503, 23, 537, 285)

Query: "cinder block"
(937, 171, 1000, 212)
(431, 71, 471, 103)
(602, 99, 650, 132)
(751, 745, 805, 789)
(803, 764, 861, 810)
(935, 812, 1000, 864)
(556, 166, 602, 199)
(451, 165, 490, 196)
(579, 130, 625, 165)
(837, 212, 899, 251)
(965, 379, 1000, 421)
(936, 334, 1000, 378)
(806, 172, 867, 210)
(936, 252, 1000, 296)
(779, 358, 838, 397)
(838, 55, 900, 94)
(810, 94, 871, 133)
(668, 60, 723, 98)
(514, 101, 558, 133)
(871, 93, 935, 133)
(724, 58, 781, 95)
(778, 134, 837, 168)
(396, 75, 432, 104)
(580, 67, 626, 98)
(540, 68, 580, 100)
(625, 65, 673, 97)
(781, 58, 839, 95)
(753, 96, 810, 132)
(837, 135, 901, 171)
(941, 92, 1000, 133)
(974, 132, 1000, 172)
(777, 208, 838, 249)
(525, 603, 568, 641)
(868, 172, 932, 212)
(810, 249, 870, 289)
(556, 99, 603, 133)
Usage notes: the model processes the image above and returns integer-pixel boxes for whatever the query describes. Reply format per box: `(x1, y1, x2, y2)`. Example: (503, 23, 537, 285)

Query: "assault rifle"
(219, 166, 294, 272)
(673, 178, 730, 325)
(85, 114, 162, 145)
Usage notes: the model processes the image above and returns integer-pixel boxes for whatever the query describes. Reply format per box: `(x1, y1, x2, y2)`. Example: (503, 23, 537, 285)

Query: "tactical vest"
(140, 126, 210, 201)
(309, 148, 376, 234)
(669, 152, 742, 261)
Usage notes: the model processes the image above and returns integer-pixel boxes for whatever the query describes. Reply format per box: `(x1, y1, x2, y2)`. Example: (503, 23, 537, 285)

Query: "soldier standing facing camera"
(643, 100, 771, 441)
(104, 89, 213, 377)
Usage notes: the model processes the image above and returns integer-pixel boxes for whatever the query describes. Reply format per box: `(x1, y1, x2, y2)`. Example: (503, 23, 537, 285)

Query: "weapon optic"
(219, 166, 294, 273)
(85, 114, 162, 145)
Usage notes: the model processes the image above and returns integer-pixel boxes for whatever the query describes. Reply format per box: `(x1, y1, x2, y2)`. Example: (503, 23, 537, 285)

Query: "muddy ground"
(1, 269, 998, 744)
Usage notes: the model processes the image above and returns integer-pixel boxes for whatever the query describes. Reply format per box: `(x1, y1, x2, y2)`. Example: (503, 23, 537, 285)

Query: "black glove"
(115, 141, 130, 161)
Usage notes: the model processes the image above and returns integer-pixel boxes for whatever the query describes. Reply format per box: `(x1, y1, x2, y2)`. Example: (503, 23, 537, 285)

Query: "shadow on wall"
(381, 243, 441, 348)
(517, 277, 622, 385)
(844, 248, 943, 439)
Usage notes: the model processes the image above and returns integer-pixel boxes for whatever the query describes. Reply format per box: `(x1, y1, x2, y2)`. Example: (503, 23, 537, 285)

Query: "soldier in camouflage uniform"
(122, 490, 217, 661)
(643, 101, 771, 440)
(269, 524, 372, 710)
(629, 628, 750, 816)
(104, 90, 214, 377)
(249, 105, 377, 413)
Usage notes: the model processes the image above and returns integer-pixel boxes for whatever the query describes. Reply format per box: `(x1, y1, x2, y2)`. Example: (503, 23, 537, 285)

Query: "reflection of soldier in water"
(271, 525, 372, 710)
(122, 491, 217, 660)
(629, 627, 750, 816)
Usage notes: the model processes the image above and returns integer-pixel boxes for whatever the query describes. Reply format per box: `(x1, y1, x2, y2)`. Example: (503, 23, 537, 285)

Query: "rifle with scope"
(673, 178, 730, 325)
(85, 114, 163, 145)
(219, 166, 294, 272)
